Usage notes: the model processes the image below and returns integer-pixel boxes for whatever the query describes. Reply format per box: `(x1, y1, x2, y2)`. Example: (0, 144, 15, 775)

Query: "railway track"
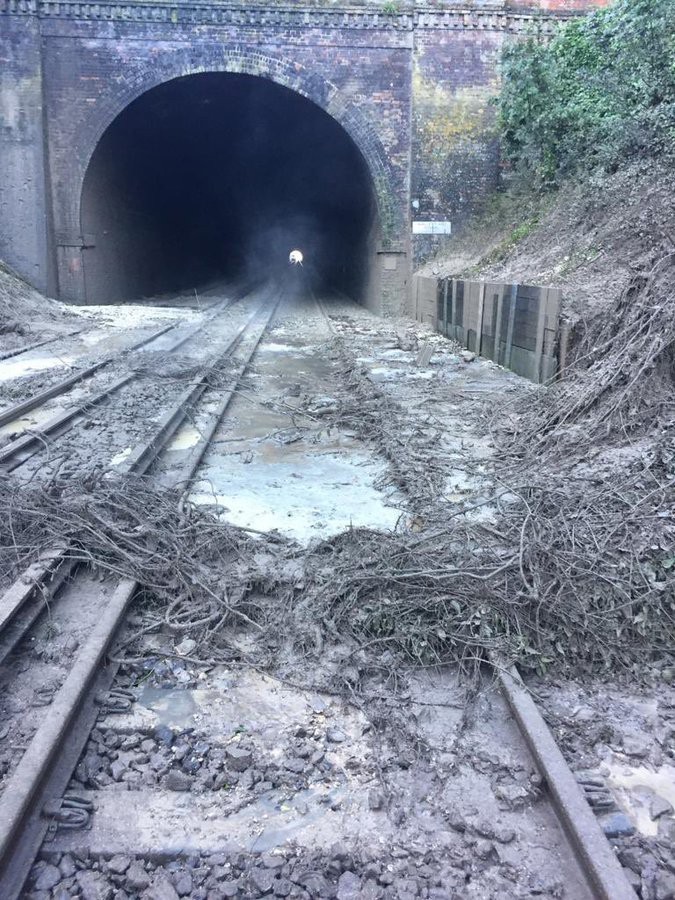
(0, 292, 237, 474)
(0, 288, 637, 899)
(0, 291, 279, 897)
(313, 288, 637, 900)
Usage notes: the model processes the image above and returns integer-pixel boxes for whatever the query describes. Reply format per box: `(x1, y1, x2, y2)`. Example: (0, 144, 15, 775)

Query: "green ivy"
(498, 0, 675, 185)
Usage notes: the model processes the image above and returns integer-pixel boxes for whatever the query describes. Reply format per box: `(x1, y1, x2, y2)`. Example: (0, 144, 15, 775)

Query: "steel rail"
(0, 329, 83, 363)
(0, 322, 176, 429)
(0, 292, 231, 433)
(0, 297, 280, 898)
(497, 662, 638, 900)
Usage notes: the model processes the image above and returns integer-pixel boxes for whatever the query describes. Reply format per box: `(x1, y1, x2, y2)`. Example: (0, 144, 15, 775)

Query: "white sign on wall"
(412, 221, 452, 235)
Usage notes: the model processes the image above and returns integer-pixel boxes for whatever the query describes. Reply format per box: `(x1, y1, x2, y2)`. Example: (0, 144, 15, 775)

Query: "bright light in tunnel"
(289, 249, 304, 266)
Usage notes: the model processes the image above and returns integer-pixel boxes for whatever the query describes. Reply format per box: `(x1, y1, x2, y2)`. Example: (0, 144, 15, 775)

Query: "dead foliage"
(503, 254, 675, 458)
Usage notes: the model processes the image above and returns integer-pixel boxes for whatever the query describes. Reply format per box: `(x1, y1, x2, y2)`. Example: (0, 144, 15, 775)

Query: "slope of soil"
(418, 159, 675, 324)
(0, 262, 78, 352)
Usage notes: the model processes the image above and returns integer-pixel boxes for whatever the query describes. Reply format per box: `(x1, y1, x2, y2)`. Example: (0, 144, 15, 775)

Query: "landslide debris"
(0, 261, 76, 352)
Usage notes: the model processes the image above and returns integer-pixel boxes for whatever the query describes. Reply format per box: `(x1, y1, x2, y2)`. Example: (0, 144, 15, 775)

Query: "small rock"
(111, 760, 128, 782)
(460, 350, 476, 363)
(108, 856, 132, 875)
(150, 753, 170, 773)
(60, 854, 77, 878)
(181, 754, 202, 775)
(225, 747, 253, 772)
(173, 873, 193, 897)
(76, 869, 113, 900)
(153, 725, 175, 746)
(326, 727, 347, 743)
(165, 770, 192, 792)
(34, 864, 61, 891)
(296, 873, 329, 895)
(175, 638, 197, 657)
(337, 871, 361, 899)
(599, 812, 635, 838)
(219, 881, 240, 898)
(650, 795, 674, 820)
(126, 862, 151, 891)
(474, 839, 495, 860)
(360, 881, 384, 900)
(250, 867, 275, 894)
(473, 818, 515, 843)
(143, 873, 179, 900)
(261, 853, 285, 870)
(54, 889, 73, 900)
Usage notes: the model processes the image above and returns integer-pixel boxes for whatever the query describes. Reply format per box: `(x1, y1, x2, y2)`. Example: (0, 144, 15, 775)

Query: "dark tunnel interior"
(80, 72, 378, 304)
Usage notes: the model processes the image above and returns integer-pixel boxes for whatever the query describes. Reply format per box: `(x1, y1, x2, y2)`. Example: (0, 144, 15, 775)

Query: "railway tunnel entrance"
(80, 72, 378, 306)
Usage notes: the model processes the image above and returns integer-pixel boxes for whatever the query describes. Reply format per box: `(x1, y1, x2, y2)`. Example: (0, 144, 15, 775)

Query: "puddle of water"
(260, 342, 299, 354)
(189, 449, 403, 544)
(135, 672, 318, 739)
(137, 686, 199, 727)
(110, 446, 132, 466)
(606, 758, 675, 836)
(166, 425, 202, 451)
(0, 411, 42, 438)
(0, 353, 74, 382)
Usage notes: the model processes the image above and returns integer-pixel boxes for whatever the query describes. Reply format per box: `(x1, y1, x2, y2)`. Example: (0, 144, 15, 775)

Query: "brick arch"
(75, 50, 399, 241)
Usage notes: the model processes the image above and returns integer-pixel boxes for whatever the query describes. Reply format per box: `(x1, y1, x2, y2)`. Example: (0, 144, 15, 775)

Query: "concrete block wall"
(413, 274, 562, 383)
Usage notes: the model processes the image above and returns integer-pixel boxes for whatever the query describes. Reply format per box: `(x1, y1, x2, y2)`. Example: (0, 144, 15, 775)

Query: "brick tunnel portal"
(80, 72, 378, 305)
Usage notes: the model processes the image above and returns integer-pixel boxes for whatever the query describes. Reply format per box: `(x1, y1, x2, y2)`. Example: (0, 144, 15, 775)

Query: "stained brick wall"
(0, 19, 52, 295)
(0, 0, 607, 312)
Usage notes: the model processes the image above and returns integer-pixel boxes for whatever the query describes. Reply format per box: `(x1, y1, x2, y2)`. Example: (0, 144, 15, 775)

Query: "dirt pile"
(0, 261, 76, 352)
(418, 159, 675, 324)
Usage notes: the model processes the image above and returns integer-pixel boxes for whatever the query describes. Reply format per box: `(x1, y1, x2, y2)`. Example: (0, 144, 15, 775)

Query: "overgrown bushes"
(498, 0, 675, 185)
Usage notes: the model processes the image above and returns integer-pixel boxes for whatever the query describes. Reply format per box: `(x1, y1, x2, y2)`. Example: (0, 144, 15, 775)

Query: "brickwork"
(0, 0, 607, 312)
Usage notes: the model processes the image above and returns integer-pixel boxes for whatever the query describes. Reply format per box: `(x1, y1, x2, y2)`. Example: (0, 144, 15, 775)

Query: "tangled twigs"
(0, 458, 672, 678)
(507, 254, 675, 457)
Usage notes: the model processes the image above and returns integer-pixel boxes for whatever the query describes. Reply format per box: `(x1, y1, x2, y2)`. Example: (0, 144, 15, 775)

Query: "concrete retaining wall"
(413, 275, 562, 384)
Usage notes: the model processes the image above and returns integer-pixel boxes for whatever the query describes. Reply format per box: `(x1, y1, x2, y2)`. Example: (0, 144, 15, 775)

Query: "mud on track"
(0, 288, 670, 898)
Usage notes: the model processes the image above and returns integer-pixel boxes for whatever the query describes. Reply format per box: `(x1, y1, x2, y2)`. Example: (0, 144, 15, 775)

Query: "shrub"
(498, 0, 675, 185)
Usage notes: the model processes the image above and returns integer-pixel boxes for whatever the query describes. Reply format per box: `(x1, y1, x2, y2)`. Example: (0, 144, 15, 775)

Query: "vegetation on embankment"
(499, 0, 675, 187)
(419, 0, 675, 319)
